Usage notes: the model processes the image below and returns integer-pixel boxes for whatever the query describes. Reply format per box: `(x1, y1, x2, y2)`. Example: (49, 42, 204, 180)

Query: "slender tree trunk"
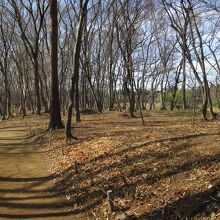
(65, 0, 89, 140)
(215, 84, 220, 109)
(170, 60, 182, 110)
(75, 73, 81, 122)
(33, 55, 41, 115)
(160, 75, 166, 110)
(182, 55, 187, 109)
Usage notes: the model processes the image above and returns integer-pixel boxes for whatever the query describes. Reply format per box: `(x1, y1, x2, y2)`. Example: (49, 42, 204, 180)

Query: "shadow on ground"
(0, 119, 219, 219)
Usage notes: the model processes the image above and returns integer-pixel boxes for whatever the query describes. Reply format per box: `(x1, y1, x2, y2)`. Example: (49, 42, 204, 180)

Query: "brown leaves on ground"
(40, 111, 220, 219)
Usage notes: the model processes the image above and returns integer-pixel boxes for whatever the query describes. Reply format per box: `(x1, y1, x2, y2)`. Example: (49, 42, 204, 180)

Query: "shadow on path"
(0, 124, 84, 219)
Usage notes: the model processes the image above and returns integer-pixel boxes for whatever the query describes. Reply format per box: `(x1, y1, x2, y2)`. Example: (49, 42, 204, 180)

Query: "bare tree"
(66, 0, 89, 141)
(9, 0, 48, 115)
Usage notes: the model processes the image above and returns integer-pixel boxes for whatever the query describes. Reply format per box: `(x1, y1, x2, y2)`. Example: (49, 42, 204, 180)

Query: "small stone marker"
(65, 138, 68, 146)
(107, 190, 114, 212)
(73, 161, 78, 174)
(115, 213, 127, 220)
(115, 212, 136, 220)
(61, 146, 64, 156)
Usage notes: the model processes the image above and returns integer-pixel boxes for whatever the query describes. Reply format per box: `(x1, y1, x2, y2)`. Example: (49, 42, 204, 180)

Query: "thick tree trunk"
(48, 0, 64, 130)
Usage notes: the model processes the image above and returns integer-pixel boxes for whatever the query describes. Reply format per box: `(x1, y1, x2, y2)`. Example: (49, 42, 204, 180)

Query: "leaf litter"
(40, 111, 220, 219)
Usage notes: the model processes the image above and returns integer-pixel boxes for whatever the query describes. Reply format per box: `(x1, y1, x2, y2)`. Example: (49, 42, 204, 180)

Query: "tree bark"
(48, 0, 64, 130)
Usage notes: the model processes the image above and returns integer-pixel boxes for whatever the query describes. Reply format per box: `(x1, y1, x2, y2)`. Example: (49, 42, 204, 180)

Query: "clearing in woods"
(0, 111, 219, 219)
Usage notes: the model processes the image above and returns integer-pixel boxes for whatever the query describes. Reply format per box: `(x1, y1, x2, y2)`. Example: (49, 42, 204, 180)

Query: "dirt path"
(0, 122, 82, 219)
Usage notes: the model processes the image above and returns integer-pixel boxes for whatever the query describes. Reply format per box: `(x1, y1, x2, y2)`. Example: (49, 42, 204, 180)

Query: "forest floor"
(41, 110, 220, 220)
(0, 111, 220, 219)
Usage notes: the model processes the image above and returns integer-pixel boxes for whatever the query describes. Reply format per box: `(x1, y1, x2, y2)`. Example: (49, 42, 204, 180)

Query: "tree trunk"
(182, 55, 187, 109)
(65, 0, 89, 140)
(33, 56, 41, 115)
(75, 73, 81, 122)
(48, 0, 64, 130)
